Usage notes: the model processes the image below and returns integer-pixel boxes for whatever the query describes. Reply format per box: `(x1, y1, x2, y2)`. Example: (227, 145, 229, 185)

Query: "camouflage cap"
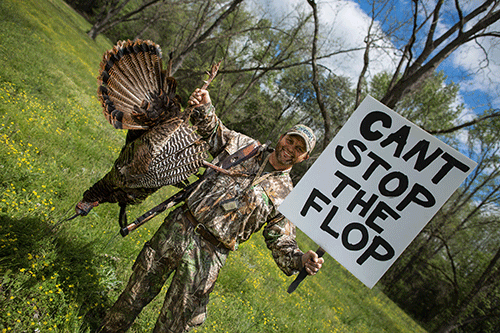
(286, 124, 316, 154)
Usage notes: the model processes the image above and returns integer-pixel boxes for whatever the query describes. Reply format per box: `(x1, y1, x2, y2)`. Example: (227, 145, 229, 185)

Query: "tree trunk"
(434, 246, 500, 333)
(307, 0, 332, 149)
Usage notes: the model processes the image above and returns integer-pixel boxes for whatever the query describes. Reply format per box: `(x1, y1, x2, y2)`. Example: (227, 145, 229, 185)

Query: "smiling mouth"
(282, 150, 292, 160)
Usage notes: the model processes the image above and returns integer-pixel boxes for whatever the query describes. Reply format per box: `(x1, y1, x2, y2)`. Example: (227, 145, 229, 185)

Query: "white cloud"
(318, 1, 397, 79)
(451, 33, 500, 108)
(248, 0, 397, 82)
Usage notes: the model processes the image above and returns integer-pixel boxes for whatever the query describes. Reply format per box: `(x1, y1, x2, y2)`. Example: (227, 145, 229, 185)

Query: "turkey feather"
(76, 39, 219, 222)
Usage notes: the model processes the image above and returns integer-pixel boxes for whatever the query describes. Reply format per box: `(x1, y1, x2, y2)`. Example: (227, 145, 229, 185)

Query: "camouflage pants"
(99, 207, 229, 332)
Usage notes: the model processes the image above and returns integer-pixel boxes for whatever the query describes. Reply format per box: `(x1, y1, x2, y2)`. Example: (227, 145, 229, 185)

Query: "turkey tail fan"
(127, 123, 209, 188)
(97, 39, 180, 130)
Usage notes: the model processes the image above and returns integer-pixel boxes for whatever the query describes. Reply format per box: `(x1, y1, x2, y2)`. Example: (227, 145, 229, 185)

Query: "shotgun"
(121, 141, 264, 237)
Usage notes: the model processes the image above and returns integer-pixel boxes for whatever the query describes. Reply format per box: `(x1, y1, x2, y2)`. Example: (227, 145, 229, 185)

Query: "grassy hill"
(0, 0, 427, 332)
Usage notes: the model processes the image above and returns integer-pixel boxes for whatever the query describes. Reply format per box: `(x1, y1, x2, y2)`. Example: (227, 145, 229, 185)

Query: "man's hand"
(301, 250, 324, 276)
(188, 88, 211, 106)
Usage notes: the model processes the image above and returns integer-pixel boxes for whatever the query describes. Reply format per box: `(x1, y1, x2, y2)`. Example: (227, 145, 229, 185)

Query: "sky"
(247, 0, 500, 119)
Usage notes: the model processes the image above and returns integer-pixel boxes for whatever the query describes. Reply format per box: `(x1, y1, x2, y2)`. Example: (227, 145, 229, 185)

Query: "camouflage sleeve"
(190, 102, 239, 157)
(190, 103, 218, 138)
(263, 214, 304, 276)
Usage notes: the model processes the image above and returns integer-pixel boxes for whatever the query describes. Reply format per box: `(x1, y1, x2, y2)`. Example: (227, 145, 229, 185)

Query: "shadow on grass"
(0, 214, 119, 332)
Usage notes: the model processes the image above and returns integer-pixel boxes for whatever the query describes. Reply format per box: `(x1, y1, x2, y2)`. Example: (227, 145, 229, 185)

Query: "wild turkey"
(74, 39, 217, 227)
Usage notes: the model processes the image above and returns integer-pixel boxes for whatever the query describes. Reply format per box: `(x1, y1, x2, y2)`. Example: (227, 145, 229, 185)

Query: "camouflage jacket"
(187, 104, 304, 276)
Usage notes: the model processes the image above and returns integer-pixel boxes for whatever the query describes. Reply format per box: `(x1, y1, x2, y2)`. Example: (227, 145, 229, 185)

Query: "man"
(99, 88, 324, 332)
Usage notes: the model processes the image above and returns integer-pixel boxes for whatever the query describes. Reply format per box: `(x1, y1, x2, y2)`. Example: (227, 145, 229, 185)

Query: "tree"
(87, 0, 165, 40)
(379, 111, 500, 331)
(369, 71, 463, 131)
(305, 0, 500, 148)
(176, 4, 317, 144)
(379, 0, 500, 131)
(430, 118, 500, 332)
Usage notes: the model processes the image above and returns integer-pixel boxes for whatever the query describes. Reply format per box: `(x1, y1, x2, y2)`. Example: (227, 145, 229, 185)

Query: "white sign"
(279, 96, 477, 288)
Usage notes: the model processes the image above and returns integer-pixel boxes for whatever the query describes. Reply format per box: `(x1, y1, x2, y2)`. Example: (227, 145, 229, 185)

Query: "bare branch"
(427, 110, 500, 134)
(382, 1, 500, 108)
(171, 0, 245, 73)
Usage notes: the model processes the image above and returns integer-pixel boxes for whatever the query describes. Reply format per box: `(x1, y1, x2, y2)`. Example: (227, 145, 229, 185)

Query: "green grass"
(0, 0, 428, 332)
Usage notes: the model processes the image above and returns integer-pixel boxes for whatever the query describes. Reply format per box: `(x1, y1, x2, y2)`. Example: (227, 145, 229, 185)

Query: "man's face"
(273, 134, 309, 169)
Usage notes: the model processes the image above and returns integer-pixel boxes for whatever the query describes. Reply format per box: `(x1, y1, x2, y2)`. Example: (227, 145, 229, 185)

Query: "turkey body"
(76, 40, 209, 217)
